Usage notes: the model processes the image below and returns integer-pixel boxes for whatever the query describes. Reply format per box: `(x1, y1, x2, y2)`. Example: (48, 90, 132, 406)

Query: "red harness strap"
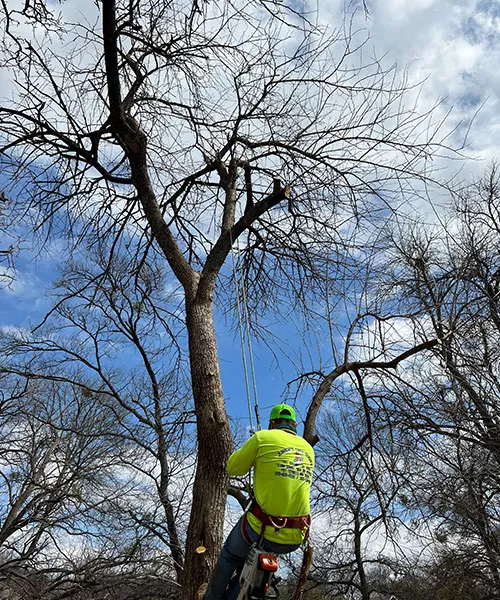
(241, 512, 253, 544)
(250, 502, 311, 533)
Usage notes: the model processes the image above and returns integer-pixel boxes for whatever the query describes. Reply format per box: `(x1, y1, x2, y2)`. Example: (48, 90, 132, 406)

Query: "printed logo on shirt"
(294, 453, 304, 464)
(274, 447, 313, 483)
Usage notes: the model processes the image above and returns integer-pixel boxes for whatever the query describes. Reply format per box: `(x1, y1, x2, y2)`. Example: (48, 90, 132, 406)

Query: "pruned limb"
(244, 164, 253, 215)
(200, 178, 291, 297)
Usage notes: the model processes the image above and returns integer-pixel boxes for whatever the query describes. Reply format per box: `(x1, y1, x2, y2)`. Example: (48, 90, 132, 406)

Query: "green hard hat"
(270, 403, 296, 422)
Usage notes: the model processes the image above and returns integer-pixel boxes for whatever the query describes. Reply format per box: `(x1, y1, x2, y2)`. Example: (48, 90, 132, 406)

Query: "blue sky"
(0, 237, 331, 432)
(2, 0, 500, 435)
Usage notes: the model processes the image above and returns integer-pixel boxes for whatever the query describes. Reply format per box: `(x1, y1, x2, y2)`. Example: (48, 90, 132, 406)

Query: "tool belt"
(250, 502, 311, 532)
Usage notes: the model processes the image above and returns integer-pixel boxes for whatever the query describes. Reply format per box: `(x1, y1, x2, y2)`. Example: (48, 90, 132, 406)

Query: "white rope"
(239, 263, 261, 431)
(230, 231, 255, 435)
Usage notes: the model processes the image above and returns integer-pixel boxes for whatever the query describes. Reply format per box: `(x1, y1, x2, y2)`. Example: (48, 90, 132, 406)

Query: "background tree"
(312, 408, 404, 600)
(0, 249, 195, 596)
(0, 374, 151, 599)
(329, 166, 500, 599)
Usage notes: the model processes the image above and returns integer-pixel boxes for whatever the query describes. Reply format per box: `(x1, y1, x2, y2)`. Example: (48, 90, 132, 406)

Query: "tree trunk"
(353, 500, 369, 600)
(183, 295, 233, 600)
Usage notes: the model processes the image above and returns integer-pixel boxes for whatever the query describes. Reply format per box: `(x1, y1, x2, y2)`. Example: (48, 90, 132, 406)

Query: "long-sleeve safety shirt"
(227, 428, 314, 545)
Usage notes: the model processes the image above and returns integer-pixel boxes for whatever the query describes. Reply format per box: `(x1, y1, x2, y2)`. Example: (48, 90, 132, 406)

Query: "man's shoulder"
(256, 429, 314, 452)
(254, 429, 284, 442)
(253, 429, 272, 442)
(292, 433, 315, 457)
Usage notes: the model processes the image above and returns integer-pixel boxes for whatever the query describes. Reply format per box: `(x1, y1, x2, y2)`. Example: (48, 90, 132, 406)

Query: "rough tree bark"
(101, 4, 233, 593)
(184, 296, 233, 595)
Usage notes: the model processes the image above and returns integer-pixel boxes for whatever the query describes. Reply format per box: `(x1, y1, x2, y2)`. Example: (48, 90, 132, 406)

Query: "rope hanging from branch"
(230, 230, 262, 436)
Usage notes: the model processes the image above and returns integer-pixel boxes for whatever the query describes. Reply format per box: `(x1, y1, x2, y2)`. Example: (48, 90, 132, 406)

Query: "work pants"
(203, 515, 300, 600)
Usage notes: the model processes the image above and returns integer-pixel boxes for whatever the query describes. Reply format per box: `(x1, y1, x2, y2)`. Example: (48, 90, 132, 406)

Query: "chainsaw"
(237, 544, 281, 600)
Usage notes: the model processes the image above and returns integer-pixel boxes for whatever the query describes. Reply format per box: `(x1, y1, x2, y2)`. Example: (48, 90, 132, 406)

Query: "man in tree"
(202, 403, 314, 600)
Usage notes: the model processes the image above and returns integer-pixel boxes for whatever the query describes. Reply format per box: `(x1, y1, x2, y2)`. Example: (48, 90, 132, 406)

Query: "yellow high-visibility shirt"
(227, 428, 314, 545)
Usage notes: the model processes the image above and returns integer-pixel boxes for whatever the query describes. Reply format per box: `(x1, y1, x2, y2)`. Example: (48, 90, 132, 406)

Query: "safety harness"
(240, 502, 312, 600)
(241, 501, 311, 544)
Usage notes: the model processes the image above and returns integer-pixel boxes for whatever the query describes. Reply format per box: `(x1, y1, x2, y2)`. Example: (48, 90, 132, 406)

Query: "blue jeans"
(203, 515, 300, 600)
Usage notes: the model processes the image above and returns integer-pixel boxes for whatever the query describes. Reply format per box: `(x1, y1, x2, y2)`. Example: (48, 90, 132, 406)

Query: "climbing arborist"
(201, 403, 314, 600)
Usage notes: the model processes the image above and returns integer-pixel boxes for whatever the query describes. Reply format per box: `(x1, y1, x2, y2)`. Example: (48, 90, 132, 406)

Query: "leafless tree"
(0, 249, 194, 591)
(373, 166, 500, 457)
(0, 0, 459, 595)
(0, 373, 159, 598)
(335, 166, 500, 597)
(305, 383, 425, 600)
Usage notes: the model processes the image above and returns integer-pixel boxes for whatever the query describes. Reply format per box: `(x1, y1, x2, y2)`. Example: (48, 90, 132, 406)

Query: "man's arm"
(227, 434, 258, 476)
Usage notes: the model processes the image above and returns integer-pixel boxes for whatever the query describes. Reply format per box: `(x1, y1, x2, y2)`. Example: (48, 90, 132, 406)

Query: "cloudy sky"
(1, 0, 500, 429)
(360, 0, 500, 170)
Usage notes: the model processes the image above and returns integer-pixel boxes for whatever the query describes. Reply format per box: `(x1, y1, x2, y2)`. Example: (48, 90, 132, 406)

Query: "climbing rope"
(229, 230, 261, 435)
(239, 260, 262, 432)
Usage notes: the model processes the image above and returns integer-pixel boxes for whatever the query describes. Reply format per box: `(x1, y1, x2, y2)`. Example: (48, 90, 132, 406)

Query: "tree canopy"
(2, 1, 496, 600)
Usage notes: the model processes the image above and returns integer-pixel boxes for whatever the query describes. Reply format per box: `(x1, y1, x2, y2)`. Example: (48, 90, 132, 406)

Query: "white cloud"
(367, 0, 500, 163)
(0, 267, 44, 300)
(0, 324, 33, 340)
(0, 266, 16, 287)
